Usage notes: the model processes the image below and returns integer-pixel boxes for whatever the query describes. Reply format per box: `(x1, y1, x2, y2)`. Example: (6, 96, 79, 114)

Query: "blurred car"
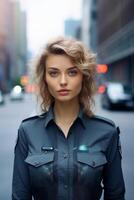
(101, 82, 134, 110)
(10, 85, 24, 101)
(0, 90, 5, 105)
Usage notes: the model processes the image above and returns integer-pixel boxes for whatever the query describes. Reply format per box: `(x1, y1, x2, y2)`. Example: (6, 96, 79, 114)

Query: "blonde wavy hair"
(33, 36, 97, 116)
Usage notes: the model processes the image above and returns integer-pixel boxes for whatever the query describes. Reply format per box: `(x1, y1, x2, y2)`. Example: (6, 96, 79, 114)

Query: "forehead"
(46, 54, 75, 69)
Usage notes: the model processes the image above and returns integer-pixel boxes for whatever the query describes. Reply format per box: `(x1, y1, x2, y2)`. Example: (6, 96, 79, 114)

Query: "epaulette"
(22, 115, 39, 122)
(22, 112, 47, 123)
(92, 115, 116, 127)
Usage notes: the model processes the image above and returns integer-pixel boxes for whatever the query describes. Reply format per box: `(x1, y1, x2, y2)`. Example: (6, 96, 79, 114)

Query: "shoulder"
(91, 115, 121, 138)
(85, 114, 119, 136)
(89, 115, 120, 145)
(17, 112, 48, 140)
(20, 112, 48, 128)
(91, 115, 116, 128)
(22, 112, 47, 122)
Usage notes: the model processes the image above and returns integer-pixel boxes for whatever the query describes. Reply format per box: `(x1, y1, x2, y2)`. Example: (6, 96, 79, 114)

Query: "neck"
(54, 99, 80, 122)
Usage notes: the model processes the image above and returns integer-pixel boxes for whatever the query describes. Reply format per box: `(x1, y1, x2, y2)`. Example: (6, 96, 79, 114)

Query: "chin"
(57, 97, 72, 102)
(55, 95, 78, 102)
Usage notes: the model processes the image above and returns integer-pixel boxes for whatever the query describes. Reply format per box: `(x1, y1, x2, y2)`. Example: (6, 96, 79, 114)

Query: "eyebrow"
(47, 66, 77, 70)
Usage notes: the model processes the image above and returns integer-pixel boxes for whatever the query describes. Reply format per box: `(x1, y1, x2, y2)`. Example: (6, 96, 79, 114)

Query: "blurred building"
(0, 0, 27, 93)
(0, 0, 11, 92)
(10, 1, 27, 82)
(97, 0, 134, 88)
(81, 0, 98, 52)
(64, 18, 81, 40)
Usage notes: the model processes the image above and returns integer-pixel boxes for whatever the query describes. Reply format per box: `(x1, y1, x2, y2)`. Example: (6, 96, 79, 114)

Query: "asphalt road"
(0, 94, 134, 199)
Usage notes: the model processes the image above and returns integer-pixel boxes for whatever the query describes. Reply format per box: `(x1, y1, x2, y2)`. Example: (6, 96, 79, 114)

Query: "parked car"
(0, 90, 5, 105)
(10, 85, 24, 101)
(101, 82, 134, 110)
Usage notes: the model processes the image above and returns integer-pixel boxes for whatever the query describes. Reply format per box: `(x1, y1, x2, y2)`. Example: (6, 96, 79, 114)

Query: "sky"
(19, 0, 82, 54)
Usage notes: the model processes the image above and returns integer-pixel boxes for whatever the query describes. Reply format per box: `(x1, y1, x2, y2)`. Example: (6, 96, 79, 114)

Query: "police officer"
(12, 37, 125, 200)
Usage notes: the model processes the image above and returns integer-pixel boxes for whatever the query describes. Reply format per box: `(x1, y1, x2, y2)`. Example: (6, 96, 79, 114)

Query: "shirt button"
(92, 161, 96, 167)
(64, 185, 68, 189)
(63, 154, 68, 159)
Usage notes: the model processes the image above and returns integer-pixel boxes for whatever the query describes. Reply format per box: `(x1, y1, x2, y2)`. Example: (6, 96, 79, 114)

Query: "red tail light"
(98, 85, 106, 94)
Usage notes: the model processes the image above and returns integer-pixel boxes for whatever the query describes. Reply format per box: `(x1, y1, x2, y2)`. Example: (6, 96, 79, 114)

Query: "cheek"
(45, 76, 56, 92)
(72, 77, 83, 92)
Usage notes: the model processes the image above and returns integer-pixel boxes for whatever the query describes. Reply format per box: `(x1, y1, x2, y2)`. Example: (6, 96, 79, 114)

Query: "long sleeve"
(12, 124, 32, 200)
(103, 128, 125, 200)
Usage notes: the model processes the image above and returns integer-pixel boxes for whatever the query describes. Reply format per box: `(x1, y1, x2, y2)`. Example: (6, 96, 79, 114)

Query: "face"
(45, 54, 83, 103)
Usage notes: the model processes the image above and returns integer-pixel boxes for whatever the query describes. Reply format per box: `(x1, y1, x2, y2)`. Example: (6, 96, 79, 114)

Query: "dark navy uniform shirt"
(12, 106, 125, 200)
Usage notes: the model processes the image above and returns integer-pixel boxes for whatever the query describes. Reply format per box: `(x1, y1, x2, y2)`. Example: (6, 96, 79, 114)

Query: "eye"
(48, 71, 58, 77)
(68, 69, 78, 76)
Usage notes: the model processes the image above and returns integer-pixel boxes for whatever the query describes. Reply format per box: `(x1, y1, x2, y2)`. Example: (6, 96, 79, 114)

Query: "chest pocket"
(25, 151, 54, 186)
(77, 151, 107, 168)
(76, 151, 107, 184)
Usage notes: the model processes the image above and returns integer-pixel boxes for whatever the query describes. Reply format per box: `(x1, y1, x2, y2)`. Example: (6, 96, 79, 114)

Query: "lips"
(57, 89, 70, 95)
(58, 89, 70, 92)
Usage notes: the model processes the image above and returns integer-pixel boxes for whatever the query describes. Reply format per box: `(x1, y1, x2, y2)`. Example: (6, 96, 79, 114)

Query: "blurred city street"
(0, 94, 36, 199)
(0, 94, 134, 199)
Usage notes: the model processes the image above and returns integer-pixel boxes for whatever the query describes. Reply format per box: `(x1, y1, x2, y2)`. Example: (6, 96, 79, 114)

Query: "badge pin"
(78, 145, 89, 151)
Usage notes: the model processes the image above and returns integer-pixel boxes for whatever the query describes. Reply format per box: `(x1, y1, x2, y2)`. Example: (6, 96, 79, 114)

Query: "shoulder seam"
(92, 115, 116, 127)
(22, 113, 47, 123)
(22, 115, 39, 122)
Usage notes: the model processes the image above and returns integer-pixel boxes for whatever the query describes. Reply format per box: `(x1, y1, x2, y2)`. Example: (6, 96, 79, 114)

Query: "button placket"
(64, 184, 68, 189)
(63, 153, 68, 159)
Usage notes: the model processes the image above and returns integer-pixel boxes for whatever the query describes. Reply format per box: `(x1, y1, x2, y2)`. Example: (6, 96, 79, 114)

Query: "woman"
(12, 37, 125, 199)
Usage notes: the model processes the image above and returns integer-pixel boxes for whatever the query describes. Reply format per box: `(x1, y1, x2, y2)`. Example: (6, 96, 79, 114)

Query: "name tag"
(41, 146, 54, 151)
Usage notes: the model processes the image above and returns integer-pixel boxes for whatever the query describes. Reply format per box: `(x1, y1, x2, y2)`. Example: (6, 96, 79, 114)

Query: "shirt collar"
(77, 105, 86, 129)
(44, 104, 86, 129)
(44, 105, 55, 128)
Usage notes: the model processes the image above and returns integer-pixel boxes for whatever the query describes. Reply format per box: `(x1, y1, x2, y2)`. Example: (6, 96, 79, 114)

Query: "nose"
(60, 74, 67, 86)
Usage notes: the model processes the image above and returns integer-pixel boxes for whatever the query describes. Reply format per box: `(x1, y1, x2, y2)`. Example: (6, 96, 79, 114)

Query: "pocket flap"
(77, 152, 107, 168)
(25, 152, 54, 167)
